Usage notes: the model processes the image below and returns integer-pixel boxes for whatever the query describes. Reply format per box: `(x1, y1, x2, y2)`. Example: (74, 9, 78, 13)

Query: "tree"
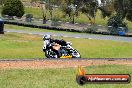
(99, 0, 132, 34)
(99, 0, 132, 22)
(39, 0, 47, 24)
(43, 0, 59, 21)
(2, 0, 24, 17)
(61, 0, 73, 20)
(60, 0, 80, 24)
(98, 0, 114, 18)
(31, 0, 40, 2)
(0, 0, 4, 5)
(80, 0, 98, 24)
(39, 0, 61, 24)
(115, 0, 132, 22)
(45, 0, 54, 20)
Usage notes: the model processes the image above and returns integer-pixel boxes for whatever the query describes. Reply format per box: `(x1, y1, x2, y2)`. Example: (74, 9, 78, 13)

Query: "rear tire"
(45, 49, 58, 58)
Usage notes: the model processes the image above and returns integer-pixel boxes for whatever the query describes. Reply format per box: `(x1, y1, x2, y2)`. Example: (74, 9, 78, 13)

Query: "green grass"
(25, 7, 43, 19)
(25, 7, 64, 20)
(0, 32, 132, 59)
(0, 33, 44, 59)
(68, 37, 132, 58)
(0, 65, 132, 88)
(4, 24, 80, 34)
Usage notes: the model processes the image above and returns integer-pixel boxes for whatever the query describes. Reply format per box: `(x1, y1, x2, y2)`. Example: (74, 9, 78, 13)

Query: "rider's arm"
(43, 40, 50, 50)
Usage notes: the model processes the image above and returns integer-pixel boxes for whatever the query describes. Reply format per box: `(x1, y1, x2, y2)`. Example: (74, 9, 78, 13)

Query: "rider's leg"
(53, 49, 61, 58)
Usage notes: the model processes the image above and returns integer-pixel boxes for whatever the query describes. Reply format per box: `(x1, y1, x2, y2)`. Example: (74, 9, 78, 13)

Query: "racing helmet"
(43, 34, 51, 40)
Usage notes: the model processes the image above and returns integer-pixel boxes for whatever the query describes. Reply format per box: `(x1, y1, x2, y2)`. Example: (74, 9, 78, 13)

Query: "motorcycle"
(43, 40, 81, 58)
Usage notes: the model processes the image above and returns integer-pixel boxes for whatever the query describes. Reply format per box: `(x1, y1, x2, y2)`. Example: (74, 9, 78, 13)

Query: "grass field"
(0, 33, 44, 59)
(0, 65, 132, 88)
(0, 32, 132, 59)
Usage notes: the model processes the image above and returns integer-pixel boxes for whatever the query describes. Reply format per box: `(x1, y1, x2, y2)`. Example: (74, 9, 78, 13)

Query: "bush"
(51, 17, 61, 26)
(107, 15, 128, 34)
(2, 0, 24, 17)
(83, 24, 98, 33)
(25, 14, 33, 22)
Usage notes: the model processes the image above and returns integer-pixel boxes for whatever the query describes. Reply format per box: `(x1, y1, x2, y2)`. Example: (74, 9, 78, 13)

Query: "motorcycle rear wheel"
(45, 49, 58, 58)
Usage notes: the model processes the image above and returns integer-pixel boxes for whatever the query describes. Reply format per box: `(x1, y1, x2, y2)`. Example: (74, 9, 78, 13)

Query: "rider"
(43, 34, 67, 57)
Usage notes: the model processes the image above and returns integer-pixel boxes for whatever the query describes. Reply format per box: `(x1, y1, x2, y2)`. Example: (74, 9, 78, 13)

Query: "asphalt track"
(5, 29, 132, 42)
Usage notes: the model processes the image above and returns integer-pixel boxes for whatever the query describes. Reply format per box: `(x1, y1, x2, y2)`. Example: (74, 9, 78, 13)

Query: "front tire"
(72, 49, 81, 58)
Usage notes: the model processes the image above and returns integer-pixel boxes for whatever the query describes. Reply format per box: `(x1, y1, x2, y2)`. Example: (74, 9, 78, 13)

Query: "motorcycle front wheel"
(71, 49, 81, 58)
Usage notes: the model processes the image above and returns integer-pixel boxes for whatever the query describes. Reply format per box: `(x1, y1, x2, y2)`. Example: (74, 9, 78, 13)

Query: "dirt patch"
(0, 59, 132, 69)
